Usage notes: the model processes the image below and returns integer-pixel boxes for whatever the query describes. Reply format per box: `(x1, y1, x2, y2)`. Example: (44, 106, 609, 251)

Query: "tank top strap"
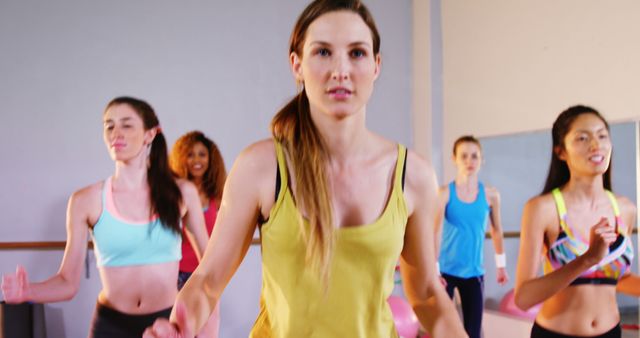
(273, 141, 290, 203)
(448, 181, 456, 201)
(551, 188, 576, 239)
(393, 144, 407, 191)
(478, 182, 488, 207)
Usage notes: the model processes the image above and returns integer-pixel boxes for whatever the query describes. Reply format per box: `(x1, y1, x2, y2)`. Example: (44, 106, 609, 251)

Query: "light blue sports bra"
(91, 177, 182, 267)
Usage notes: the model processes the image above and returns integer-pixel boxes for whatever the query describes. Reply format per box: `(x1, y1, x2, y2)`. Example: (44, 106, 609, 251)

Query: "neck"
(192, 176, 204, 189)
(563, 174, 606, 201)
(310, 106, 370, 166)
(455, 174, 478, 188)
(113, 151, 149, 190)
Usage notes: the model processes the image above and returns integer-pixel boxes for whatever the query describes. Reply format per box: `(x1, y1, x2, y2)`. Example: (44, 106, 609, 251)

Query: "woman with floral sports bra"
(515, 105, 640, 338)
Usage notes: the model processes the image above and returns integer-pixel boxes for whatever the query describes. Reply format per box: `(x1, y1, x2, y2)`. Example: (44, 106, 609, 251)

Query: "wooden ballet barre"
(0, 229, 637, 250)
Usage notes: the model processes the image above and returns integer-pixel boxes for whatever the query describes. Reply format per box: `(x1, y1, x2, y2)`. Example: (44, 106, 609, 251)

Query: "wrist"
(578, 251, 599, 268)
(495, 253, 506, 268)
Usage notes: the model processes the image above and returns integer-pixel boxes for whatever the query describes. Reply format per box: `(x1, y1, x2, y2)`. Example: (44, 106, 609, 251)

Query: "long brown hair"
(170, 130, 226, 200)
(541, 105, 612, 194)
(105, 97, 182, 233)
(270, 0, 381, 283)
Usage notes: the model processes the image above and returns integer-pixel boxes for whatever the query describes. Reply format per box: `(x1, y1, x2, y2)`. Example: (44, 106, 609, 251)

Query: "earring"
(296, 79, 304, 94)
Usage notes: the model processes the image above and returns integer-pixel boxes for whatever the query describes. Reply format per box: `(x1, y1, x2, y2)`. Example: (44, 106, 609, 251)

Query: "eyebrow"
(308, 40, 372, 48)
(573, 127, 608, 133)
(103, 117, 133, 124)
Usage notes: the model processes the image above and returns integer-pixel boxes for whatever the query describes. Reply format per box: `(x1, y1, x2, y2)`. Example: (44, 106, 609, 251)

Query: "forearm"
(617, 273, 640, 297)
(172, 272, 218, 333)
(515, 254, 594, 309)
(412, 282, 467, 338)
(489, 227, 505, 254)
(28, 274, 78, 303)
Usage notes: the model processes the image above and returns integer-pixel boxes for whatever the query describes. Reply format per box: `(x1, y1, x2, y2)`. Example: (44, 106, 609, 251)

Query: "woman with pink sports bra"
(1, 97, 209, 338)
(515, 105, 640, 338)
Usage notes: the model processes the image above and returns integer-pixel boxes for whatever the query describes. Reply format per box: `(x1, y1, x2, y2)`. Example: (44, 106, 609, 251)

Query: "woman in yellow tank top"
(144, 1, 467, 337)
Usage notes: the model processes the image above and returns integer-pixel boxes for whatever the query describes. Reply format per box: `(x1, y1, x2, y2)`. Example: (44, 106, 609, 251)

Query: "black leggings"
(89, 303, 172, 338)
(531, 322, 621, 338)
(442, 273, 484, 338)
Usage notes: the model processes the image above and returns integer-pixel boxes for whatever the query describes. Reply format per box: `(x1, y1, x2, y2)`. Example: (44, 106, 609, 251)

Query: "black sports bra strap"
(401, 149, 408, 191)
(275, 162, 281, 202)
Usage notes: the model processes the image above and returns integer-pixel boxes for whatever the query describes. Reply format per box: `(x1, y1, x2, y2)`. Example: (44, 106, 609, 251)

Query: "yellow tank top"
(250, 141, 408, 338)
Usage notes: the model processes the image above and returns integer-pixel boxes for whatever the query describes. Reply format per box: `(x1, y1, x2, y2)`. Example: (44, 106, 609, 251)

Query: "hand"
(1, 265, 31, 303)
(496, 267, 509, 285)
(583, 217, 617, 266)
(143, 301, 194, 338)
(439, 276, 447, 287)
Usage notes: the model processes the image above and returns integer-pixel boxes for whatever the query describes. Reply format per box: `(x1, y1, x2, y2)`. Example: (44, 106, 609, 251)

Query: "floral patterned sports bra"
(543, 188, 634, 285)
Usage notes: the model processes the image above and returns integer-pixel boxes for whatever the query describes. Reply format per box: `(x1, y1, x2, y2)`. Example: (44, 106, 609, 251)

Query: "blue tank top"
(91, 177, 182, 267)
(439, 181, 490, 278)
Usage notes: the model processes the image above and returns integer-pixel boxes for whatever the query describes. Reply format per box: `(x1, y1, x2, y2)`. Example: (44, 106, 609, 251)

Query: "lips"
(111, 142, 126, 151)
(588, 154, 606, 165)
(327, 87, 353, 99)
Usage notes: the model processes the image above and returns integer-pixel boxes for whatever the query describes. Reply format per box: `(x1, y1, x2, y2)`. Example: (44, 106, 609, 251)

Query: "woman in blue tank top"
(515, 106, 640, 338)
(435, 135, 509, 338)
(1, 97, 209, 338)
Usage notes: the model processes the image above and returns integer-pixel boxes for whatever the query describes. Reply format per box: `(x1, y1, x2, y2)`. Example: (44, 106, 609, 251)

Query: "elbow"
(60, 283, 79, 302)
(59, 275, 80, 301)
(513, 286, 532, 311)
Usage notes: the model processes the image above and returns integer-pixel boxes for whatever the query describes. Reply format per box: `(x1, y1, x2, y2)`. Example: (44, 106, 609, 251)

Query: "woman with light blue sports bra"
(435, 135, 509, 338)
(515, 105, 640, 338)
(1, 97, 209, 338)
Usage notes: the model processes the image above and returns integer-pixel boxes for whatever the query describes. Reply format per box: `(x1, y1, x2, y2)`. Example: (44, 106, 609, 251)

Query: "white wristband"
(495, 253, 506, 268)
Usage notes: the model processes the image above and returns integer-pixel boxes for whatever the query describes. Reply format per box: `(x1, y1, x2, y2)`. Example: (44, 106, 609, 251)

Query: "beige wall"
(412, 0, 432, 160)
(441, 1, 640, 180)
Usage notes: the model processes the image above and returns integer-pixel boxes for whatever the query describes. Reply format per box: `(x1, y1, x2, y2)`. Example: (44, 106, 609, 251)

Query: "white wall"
(0, 1, 412, 337)
(441, 0, 640, 180)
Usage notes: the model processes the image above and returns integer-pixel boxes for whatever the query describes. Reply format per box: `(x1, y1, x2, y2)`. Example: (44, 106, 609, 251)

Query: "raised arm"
(144, 140, 276, 337)
(179, 180, 210, 260)
(514, 196, 616, 310)
(2, 184, 98, 303)
(486, 186, 508, 284)
(399, 152, 467, 338)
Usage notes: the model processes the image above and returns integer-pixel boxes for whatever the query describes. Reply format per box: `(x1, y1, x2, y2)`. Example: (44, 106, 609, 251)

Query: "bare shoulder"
(234, 139, 277, 178)
(71, 181, 102, 208)
(615, 194, 636, 214)
(484, 184, 499, 196)
(522, 193, 556, 226)
(403, 149, 437, 193)
(484, 184, 501, 203)
(614, 194, 637, 228)
(69, 181, 103, 224)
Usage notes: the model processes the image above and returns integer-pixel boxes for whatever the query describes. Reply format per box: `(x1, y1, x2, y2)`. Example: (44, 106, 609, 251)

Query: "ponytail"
(271, 90, 334, 285)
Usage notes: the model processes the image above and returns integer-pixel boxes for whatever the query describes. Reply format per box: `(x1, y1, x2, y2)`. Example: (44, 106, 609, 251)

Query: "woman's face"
(103, 103, 153, 162)
(453, 142, 482, 177)
(187, 142, 209, 180)
(559, 113, 611, 176)
(291, 10, 380, 120)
